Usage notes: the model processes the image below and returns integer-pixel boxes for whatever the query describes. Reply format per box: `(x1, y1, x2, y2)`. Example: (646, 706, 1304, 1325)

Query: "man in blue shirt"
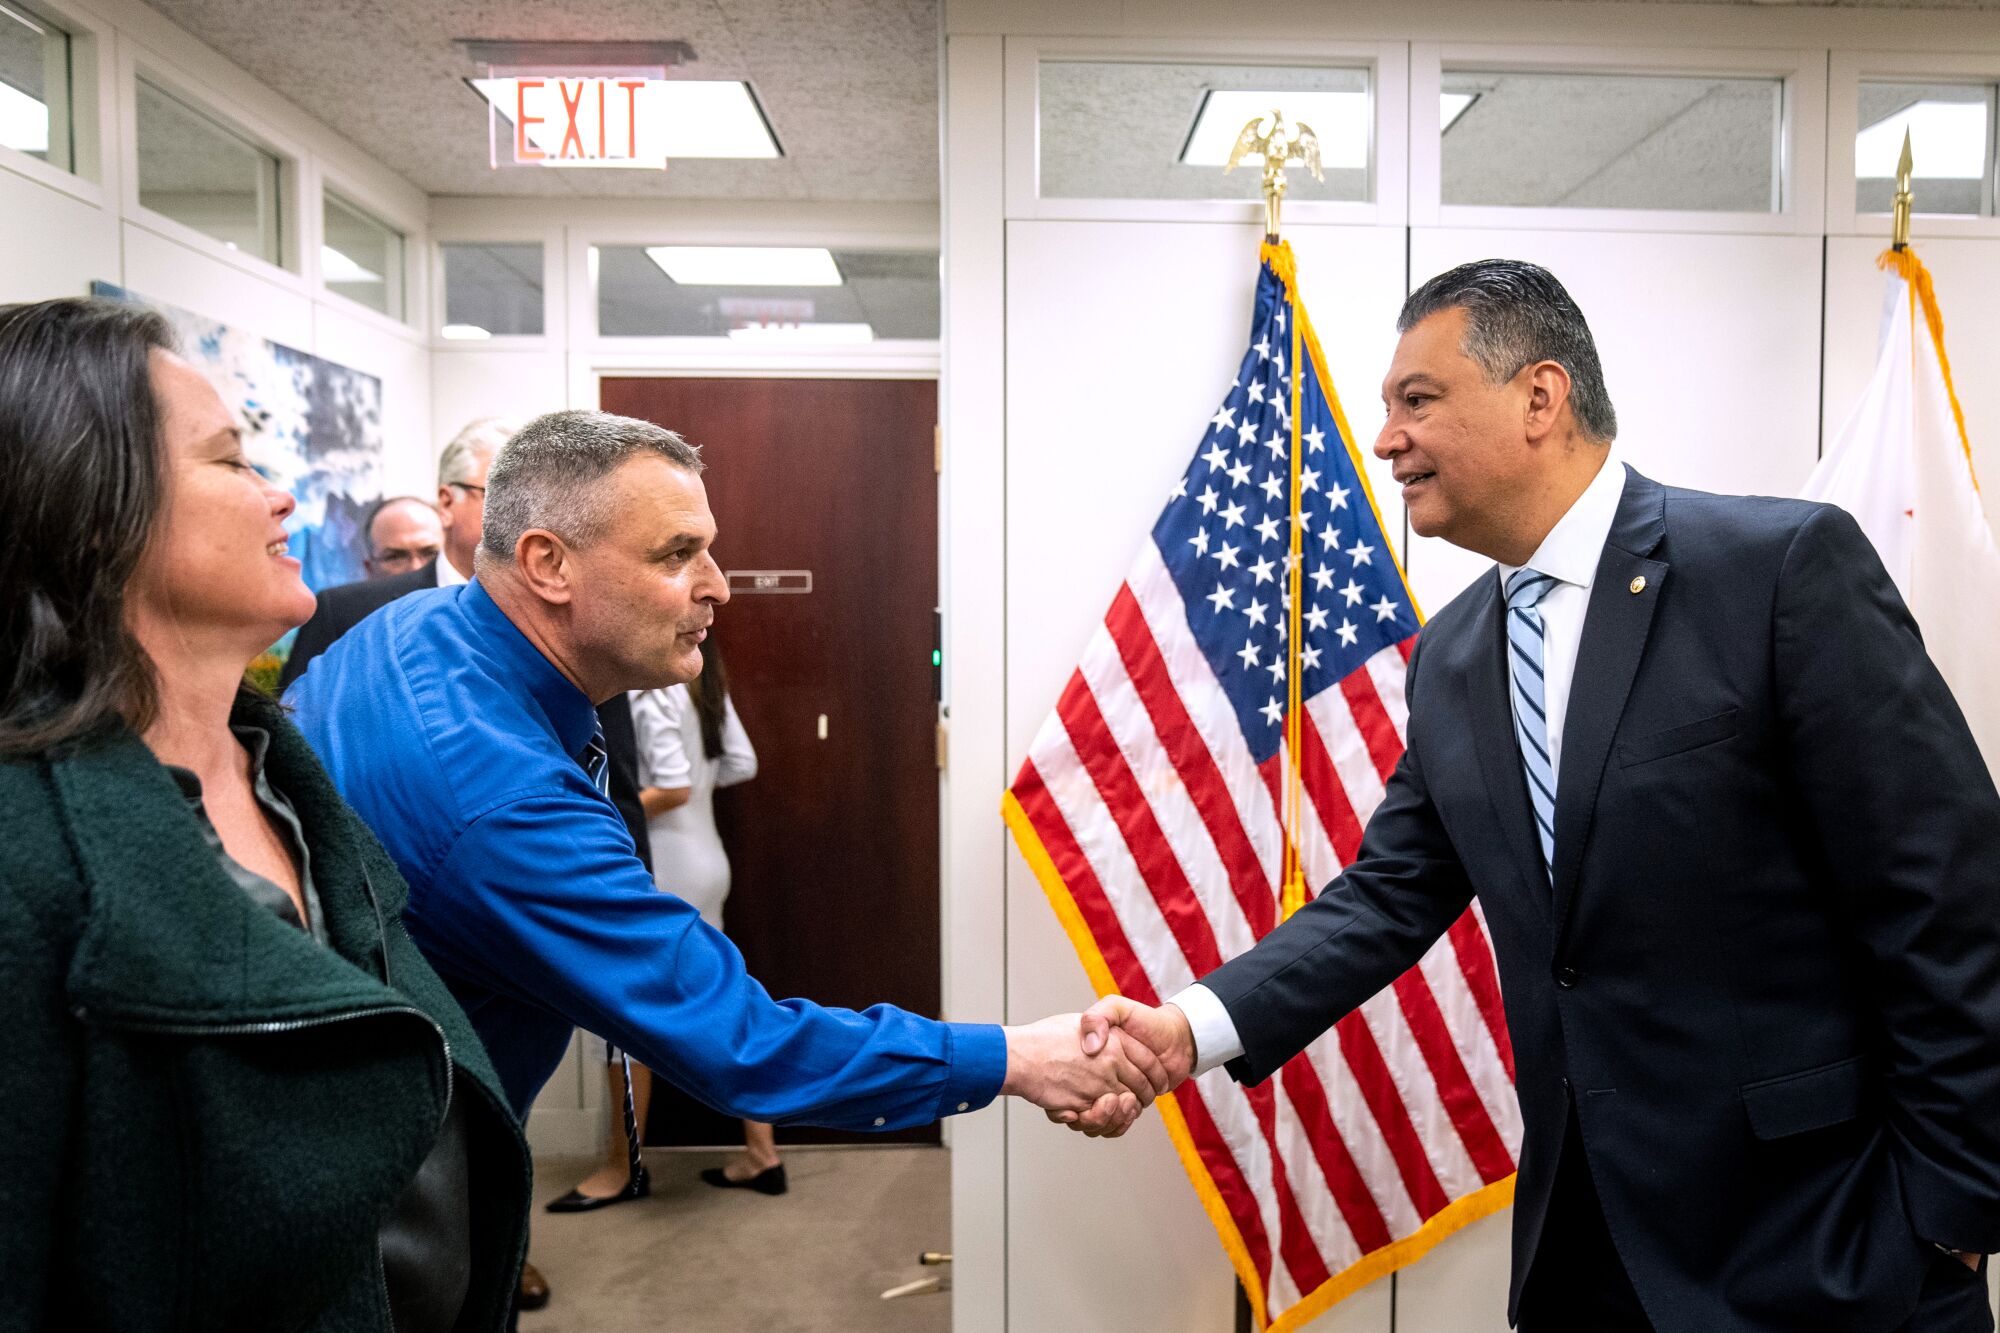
(289, 409, 1159, 1154)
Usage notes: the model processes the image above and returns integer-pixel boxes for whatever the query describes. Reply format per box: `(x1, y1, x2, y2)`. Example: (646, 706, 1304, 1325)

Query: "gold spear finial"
(1891, 128, 1914, 251)
(1225, 109, 1325, 241)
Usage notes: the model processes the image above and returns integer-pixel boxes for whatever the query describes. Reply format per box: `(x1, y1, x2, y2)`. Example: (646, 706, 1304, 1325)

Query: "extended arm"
(1074, 636, 1474, 1108)
(418, 792, 1161, 1130)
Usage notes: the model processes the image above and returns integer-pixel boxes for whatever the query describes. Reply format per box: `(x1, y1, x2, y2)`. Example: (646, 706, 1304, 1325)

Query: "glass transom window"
(1442, 69, 1784, 212)
(595, 246, 938, 341)
(441, 242, 545, 339)
(0, 0, 71, 171)
(135, 76, 284, 264)
(322, 189, 405, 319)
(1038, 61, 1372, 203)
(1856, 82, 1996, 217)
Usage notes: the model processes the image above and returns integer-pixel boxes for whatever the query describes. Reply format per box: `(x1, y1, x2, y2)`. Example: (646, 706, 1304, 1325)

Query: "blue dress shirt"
(287, 579, 1006, 1123)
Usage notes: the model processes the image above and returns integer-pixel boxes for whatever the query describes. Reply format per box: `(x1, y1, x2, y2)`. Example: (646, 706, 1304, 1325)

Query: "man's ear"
(1524, 360, 1575, 445)
(514, 530, 575, 605)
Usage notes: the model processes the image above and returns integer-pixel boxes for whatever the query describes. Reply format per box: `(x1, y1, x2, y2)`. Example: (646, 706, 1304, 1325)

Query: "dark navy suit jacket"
(1201, 468, 2000, 1331)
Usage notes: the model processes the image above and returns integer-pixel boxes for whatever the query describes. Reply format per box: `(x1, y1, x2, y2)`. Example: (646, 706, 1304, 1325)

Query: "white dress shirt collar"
(1497, 452, 1628, 594)
(437, 554, 470, 588)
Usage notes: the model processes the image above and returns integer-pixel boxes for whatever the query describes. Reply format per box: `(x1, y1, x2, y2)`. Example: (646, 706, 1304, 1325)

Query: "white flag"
(1802, 248, 2000, 772)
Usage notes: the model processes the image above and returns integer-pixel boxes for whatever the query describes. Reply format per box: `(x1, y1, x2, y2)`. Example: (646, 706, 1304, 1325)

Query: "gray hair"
(479, 409, 704, 562)
(437, 416, 522, 489)
(1398, 259, 1618, 443)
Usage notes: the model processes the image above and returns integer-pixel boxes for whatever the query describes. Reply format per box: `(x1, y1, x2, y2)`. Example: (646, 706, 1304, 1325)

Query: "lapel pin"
(1629, 576, 1648, 595)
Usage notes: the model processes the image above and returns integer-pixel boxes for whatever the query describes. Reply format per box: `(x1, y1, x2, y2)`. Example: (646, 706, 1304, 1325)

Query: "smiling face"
(1374, 306, 1556, 564)
(564, 454, 729, 694)
(127, 350, 317, 649)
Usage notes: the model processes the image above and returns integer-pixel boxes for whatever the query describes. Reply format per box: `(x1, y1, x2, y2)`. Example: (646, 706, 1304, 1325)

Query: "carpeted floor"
(519, 1147, 952, 1333)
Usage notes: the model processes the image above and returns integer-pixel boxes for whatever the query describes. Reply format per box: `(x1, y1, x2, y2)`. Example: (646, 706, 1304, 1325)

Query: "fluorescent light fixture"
(647, 246, 842, 287)
(440, 323, 493, 340)
(469, 78, 779, 166)
(0, 80, 50, 154)
(1181, 89, 1368, 169)
(320, 245, 383, 284)
(1441, 92, 1478, 133)
(727, 322, 874, 344)
(1857, 99, 1989, 180)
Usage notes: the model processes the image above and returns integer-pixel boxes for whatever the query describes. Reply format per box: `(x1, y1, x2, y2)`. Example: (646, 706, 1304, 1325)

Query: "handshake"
(999, 996, 1201, 1137)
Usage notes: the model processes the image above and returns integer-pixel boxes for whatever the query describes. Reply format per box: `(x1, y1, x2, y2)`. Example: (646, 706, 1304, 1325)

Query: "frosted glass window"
(1038, 61, 1371, 202)
(135, 77, 284, 263)
(1855, 82, 1996, 217)
(441, 243, 544, 338)
(595, 246, 938, 341)
(0, 0, 70, 170)
(322, 189, 404, 318)
(1442, 70, 1784, 212)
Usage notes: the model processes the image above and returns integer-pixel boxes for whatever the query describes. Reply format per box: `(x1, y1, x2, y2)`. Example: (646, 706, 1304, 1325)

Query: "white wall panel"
(1402, 229, 1825, 613)
(1003, 218, 1405, 1333)
(121, 220, 313, 352)
(0, 170, 118, 303)
(431, 348, 573, 462)
(1392, 1210, 1515, 1332)
(1824, 236, 2000, 535)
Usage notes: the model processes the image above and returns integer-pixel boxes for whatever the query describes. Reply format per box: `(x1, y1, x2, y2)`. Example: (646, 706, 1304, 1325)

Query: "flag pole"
(1228, 111, 1324, 919)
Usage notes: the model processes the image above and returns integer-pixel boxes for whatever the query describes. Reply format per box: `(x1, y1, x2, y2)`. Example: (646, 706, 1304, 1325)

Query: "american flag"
(1003, 242, 1521, 1330)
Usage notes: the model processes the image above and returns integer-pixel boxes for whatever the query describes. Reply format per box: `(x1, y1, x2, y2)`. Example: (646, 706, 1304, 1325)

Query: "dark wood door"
(599, 376, 941, 1147)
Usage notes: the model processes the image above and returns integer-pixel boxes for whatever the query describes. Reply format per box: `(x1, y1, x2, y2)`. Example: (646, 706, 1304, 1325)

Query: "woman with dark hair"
(0, 297, 531, 1331)
(546, 634, 779, 1208)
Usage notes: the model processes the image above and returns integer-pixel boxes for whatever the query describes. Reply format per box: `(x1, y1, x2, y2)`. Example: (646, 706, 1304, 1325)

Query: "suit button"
(1554, 966, 1579, 989)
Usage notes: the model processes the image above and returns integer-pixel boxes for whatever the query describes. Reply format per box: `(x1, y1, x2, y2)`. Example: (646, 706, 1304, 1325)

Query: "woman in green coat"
(0, 297, 532, 1331)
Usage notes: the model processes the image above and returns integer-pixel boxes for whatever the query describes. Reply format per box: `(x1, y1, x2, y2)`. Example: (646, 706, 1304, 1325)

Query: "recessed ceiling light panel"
(320, 245, 383, 284)
(1856, 99, 1989, 179)
(0, 79, 50, 154)
(1181, 89, 1369, 169)
(646, 246, 842, 286)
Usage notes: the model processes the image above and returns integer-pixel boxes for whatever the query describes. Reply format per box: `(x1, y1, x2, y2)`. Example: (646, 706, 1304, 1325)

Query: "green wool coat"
(0, 694, 532, 1332)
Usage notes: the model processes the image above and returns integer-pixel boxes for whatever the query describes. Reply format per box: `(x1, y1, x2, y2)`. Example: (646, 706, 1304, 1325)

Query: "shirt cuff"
(1170, 983, 1245, 1078)
(941, 1022, 1008, 1118)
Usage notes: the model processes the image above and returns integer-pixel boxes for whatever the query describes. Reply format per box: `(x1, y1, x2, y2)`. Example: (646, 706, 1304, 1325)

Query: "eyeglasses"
(448, 483, 486, 497)
(369, 544, 442, 575)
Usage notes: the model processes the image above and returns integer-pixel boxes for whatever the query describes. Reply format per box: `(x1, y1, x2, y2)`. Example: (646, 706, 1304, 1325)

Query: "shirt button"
(1554, 965, 1579, 989)
(956, 1102, 969, 1113)
(874, 1117, 886, 1127)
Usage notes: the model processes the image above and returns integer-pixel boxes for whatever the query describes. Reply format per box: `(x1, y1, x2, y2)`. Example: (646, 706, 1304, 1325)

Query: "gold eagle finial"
(1224, 109, 1326, 240)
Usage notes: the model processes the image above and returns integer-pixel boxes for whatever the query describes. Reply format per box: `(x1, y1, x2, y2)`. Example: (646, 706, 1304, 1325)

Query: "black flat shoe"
(700, 1163, 787, 1196)
(545, 1165, 650, 1213)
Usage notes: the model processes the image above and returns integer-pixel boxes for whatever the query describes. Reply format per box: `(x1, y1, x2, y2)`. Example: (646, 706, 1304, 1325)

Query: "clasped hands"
(1000, 996, 1198, 1137)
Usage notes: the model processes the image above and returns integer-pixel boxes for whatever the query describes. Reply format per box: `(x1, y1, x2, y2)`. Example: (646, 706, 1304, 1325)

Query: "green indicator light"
(931, 650, 942, 667)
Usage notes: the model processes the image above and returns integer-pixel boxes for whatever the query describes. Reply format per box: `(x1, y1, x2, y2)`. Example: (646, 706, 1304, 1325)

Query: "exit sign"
(474, 75, 670, 169)
(470, 74, 781, 170)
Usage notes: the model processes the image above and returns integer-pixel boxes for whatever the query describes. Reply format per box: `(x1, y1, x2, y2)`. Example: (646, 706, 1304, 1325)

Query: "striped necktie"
(579, 723, 646, 1192)
(1505, 569, 1560, 882)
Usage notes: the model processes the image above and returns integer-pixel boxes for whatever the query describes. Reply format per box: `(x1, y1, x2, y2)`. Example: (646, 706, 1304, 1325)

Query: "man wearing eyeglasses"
(360, 496, 445, 579)
(281, 418, 519, 690)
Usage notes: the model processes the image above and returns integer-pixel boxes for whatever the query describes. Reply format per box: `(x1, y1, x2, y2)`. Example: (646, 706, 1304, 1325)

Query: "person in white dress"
(558, 635, 787, 1201)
